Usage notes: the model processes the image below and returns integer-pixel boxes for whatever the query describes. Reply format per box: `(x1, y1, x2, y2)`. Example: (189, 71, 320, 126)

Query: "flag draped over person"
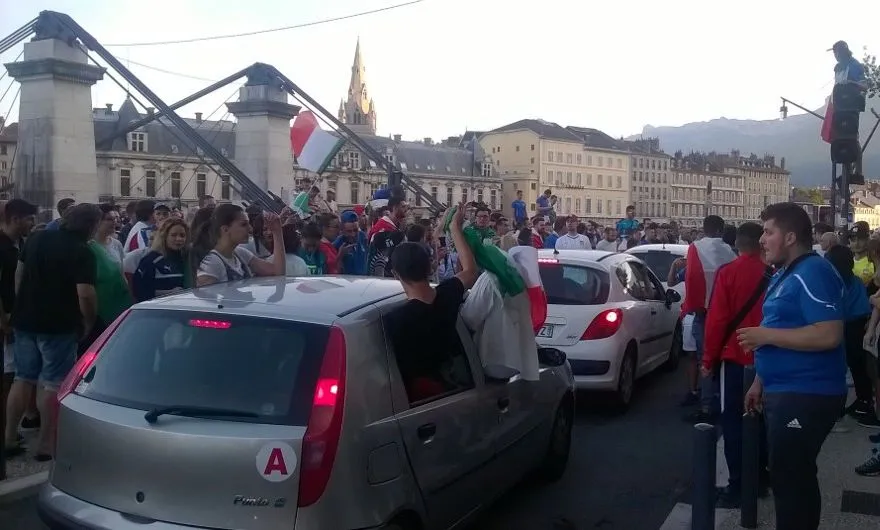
(442, 205, 547, 381)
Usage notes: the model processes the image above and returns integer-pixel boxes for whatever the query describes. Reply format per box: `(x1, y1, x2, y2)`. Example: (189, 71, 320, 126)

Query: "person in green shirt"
(80, 205, 133, 354)
(298, 222, 327, 275)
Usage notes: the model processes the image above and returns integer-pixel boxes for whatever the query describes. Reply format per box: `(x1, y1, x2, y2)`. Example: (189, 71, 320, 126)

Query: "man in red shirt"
(682, 215, 737, 419)
(702, 222, 771, 508)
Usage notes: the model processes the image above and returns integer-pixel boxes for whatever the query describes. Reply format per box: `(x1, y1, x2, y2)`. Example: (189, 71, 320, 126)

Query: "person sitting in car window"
(385, 202, 479, 403)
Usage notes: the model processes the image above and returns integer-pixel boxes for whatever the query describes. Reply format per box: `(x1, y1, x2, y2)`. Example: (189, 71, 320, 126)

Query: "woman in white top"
(276, 223, 310, 276)
(195, 204, 286, 286)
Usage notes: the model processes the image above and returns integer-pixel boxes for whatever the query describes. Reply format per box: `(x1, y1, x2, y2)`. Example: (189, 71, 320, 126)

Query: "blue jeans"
(12, 330, 78, 389)
(693, 314, 717, 411)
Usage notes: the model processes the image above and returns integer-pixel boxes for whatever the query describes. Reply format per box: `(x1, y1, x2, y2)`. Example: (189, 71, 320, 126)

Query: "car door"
(629, 261, 674, 366)
(382, 315, 497, 530)
(456, 324, 544, 491)
(615, 261, 657, 364)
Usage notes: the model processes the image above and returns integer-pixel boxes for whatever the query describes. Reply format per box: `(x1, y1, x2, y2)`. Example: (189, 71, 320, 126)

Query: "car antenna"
(553, 248, 559, 255)
(216, 294, 224, 310)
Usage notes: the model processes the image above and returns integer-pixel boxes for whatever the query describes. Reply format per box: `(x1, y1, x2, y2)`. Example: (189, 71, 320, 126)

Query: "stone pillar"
(226, 68, 300, 198)
(4, 36, 104, 214)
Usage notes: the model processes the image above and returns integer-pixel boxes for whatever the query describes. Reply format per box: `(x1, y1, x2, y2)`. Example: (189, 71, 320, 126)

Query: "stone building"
(620, 137, 672, 221)
(93, 99, 240, 208)
(480, 119, 631, 226)
(0, 118, 16, 197)
(670, 151, 790, 227)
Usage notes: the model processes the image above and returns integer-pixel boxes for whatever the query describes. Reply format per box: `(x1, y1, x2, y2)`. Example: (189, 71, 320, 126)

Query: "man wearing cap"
(831, 40, 868, 90)
(334, 210, 368, 275)
(830, 40, 868, 178)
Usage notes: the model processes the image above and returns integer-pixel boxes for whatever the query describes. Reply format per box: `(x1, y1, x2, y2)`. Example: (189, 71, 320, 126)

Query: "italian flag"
(290, 111, 346, 174)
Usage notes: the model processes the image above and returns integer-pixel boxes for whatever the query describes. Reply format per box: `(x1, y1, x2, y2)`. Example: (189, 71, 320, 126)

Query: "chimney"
(105, 103, 113, 113)
(780, 157, 786, 170)
(0, 116, 4, 128)
(195, 112, 203, 124)
(146, 107, 155, 116)
(393, 134, 402, 142)
(423, 137, 432, 146)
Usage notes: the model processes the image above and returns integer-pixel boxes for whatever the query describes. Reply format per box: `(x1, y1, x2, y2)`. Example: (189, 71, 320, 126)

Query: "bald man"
(819, 231, 839, 256)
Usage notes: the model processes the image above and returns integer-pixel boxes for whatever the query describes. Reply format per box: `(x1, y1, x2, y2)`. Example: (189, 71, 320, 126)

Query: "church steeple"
(338, 37, 377, 135)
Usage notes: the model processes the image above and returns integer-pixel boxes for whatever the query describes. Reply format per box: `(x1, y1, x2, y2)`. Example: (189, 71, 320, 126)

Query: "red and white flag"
(290, 111, 346, 174)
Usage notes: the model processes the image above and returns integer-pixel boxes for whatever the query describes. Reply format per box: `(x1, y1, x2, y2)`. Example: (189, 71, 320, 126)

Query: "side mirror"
(666, 288, 682, 304)
(538, 347, 567, 367)
(483, 364, 520, 384)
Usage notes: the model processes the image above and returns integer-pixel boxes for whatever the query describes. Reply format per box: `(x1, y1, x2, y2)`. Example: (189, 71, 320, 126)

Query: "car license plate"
(538, 325, 554, 338)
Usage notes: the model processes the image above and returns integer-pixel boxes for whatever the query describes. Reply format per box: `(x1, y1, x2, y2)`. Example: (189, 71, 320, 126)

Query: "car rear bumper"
(39, 483, 197, 530)
(541, 337, 625, 391)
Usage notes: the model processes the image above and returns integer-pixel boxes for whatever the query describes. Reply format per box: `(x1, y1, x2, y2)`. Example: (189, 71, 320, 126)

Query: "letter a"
(263, 448, 288, 476)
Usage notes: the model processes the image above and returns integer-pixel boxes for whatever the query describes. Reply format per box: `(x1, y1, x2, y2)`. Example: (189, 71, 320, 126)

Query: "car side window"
(382, 313, 476, 407)
(630, 262, 665, 301)
(617, 263, 645, 300)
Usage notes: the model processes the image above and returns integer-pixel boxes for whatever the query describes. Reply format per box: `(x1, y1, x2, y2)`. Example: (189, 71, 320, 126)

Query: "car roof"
(626, 243, 689, 254)
(537, 249, 637, 269)
(133, 276, 405, 324)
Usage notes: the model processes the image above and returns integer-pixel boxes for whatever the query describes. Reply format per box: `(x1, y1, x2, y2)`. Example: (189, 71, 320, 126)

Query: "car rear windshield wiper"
(144, 406, 259, 424)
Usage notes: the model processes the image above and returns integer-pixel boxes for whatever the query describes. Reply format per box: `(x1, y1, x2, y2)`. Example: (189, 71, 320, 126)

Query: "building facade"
(93, 100, 241, 209)
(621, 137, 671, 221)
(670, 151, 789, 227)
(480, 119, 630, 226)
(0, 118, 16, 197)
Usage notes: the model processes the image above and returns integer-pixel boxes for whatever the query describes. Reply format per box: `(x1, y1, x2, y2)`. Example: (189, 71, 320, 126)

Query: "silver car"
(39, 276, 575, 530)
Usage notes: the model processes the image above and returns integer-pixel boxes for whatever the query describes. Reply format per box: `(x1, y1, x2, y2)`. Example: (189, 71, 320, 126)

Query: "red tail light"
(57, 309, 132, 403)
(580, 309, 623, 340)
(298, 325, 346, 507)
(55, 309, 132, 453)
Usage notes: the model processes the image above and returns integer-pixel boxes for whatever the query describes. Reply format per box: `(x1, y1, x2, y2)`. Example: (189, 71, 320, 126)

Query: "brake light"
(189, 319, 231, 329)
(580, 309, 623, 340)
(57, 309, 132, 403)
(298, 326, 346, 507)
(538, 258, 559, 265)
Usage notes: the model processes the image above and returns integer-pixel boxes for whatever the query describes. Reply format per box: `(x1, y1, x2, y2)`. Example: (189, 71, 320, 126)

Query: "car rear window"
(630, 250, 679, 280)
(77, 310, 330, 425)
(539, 263, 609, 305)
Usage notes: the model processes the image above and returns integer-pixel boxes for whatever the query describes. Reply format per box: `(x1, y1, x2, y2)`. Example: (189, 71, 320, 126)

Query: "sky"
(2, 0, 879, 142)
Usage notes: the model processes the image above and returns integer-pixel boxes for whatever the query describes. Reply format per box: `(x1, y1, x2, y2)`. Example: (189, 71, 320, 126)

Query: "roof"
(486, 119, 584, 143)
(0, 122, 17, 143)
(855, 194, 880, 208)
(335, 132, 496, 180)
(537, 248, 633, 268)
(93, 97, 236, 158)
(625, 244, 689, 255)
(566, 126, 626, 151)
(136, 276, 405, 323)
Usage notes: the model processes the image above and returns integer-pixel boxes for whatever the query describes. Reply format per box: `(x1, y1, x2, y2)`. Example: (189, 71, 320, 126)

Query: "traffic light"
(829, 82, 864, 166)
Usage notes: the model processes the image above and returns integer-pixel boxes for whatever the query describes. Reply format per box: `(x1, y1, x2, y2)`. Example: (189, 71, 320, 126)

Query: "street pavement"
(0, 365, 694, 530)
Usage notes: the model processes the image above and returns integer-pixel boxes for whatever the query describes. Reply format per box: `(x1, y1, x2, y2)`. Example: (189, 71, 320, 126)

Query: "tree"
(863, 49, 880, 99)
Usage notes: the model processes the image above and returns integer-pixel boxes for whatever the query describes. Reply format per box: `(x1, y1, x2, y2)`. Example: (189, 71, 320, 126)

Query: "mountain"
(633, 96, 880, 187)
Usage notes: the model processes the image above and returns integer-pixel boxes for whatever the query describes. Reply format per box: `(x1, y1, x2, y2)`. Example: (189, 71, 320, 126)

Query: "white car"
(536, 249, 682, 410)
(625, 243, 689, 298)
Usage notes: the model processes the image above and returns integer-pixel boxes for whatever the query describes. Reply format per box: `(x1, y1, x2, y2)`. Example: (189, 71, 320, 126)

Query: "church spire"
(341, 38, 376, 135)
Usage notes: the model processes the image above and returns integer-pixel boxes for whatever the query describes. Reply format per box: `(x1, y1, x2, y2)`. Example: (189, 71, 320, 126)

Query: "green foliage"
(864, 50, 880, 99)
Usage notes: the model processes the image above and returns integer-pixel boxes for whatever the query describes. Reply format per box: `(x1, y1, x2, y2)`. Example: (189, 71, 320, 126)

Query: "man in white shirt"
(123, 200, 156, 254)
(595, 226, 618, 252)
(555, 215, 592, 250)
(812, 222, 833, 257)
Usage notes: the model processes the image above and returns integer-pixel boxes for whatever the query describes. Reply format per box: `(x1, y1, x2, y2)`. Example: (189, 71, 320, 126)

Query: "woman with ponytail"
(195, 204, 285, 286)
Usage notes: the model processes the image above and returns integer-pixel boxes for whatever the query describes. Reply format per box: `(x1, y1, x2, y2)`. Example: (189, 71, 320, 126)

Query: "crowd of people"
(660, 205, 880, 530)
(1, 179, 878, 530)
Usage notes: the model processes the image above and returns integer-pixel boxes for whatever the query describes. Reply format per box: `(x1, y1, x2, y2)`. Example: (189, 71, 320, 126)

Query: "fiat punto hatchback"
(39, 276, 575, 530)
